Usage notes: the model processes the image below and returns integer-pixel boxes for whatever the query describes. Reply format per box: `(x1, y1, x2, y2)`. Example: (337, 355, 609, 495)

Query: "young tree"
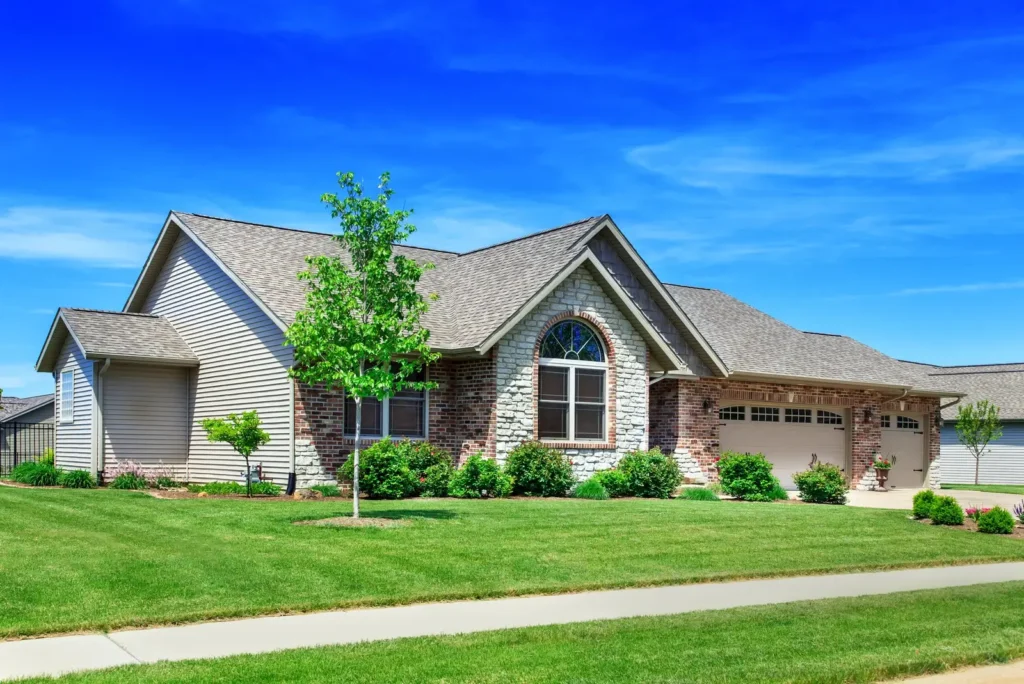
(955, 400, 1002, 485)
(200, 411, 271, 497)
(287, 172, 439, 518)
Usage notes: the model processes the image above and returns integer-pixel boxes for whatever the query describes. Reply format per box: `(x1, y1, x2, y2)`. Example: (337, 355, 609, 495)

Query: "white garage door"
(880, 413, 926, 489)
(719, 405, 848, 490)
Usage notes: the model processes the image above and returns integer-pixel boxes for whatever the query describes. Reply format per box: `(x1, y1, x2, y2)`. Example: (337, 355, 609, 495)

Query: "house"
(0, 394, 55, 474)
(35, 212, 963, 491)
(0, 394, 54, 426)
(902, 361, 1024, 485)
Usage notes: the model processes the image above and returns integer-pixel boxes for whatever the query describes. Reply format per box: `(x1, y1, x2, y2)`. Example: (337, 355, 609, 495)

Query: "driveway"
(847, 487, 1024, 511)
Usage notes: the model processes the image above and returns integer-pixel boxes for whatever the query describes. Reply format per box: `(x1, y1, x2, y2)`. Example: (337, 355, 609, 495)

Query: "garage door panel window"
(896, 415, 920, 430)
(817, 410, 843, 425)
(881, 415, 891, 428)
(538, 320, 607, 442)
(784, 408, 812, 424)
(751, 406, 779, 422)
(720, 405, 745, 421)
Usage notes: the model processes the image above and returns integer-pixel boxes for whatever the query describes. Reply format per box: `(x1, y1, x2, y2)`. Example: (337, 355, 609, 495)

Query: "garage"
(719, 404, 848, 490)
(102, 363, 190, 469)
(880, 413, 926, 488)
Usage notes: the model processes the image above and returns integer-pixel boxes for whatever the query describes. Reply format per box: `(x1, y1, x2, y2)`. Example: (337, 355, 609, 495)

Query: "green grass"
(3, 488, 1024, 639)
(943, 483, 1024, 496)
(34, 582, 1024, 683)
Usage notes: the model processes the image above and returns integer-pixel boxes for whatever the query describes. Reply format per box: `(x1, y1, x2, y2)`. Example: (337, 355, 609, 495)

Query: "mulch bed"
(916, 517, 1024, 539)
(293, 516, 409, 528)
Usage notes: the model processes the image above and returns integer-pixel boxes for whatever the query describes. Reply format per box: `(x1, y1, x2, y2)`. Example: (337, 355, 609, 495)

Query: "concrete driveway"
(846, 487, 1024, 511)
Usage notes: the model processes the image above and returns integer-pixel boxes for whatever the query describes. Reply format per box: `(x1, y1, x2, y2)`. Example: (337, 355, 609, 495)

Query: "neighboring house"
(0, 394, 55, 472)
(0, 394, 54, 426)
(36, 212, 962, 490)
(902, 362, 1024, 485)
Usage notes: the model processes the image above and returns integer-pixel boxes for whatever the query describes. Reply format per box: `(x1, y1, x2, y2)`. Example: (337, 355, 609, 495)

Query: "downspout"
(939, 397, 962, 412)
(648, 371, 670, 387)
(96, 358, 111, 481)
(286, 376, 297, 495)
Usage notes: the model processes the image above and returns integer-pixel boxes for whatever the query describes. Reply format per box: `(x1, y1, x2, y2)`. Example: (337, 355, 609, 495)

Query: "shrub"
(339, 438, 416, 500)
(977, 506, 1015, 534)
(912, 490, 937, 519)
(717, 452, 783, 501)
(154, 476, 180, 489)
(58, 470, 96, 489)
(617, 448, 682, 499)
(573, 478, 609, 500)
(679, 487, 720, 501)
(504, 442, 575, 497)
(930, 496, 965, 526)
(310, 484, 341, 497)
(1014, 501, 1024, 525)
(187, 481, 280, 496)
(403, 441, 453, 493)
(250, 481, 282, 496)
(791, 463, 847, 505)
(110, 472, 148, 490)
(593, 469, 630, 498)
(448, 453, 512, 499)
(39, 448, 55, 466)
(10, 461, 61, 486)
(744, 482, 790, 503)
(420, 462, 453, 497)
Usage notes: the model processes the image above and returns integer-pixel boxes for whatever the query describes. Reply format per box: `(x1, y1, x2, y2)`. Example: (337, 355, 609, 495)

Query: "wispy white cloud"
(94, 281, 132, 288)
(891, 280, 1024, 296)
(0, 206, 157, 268)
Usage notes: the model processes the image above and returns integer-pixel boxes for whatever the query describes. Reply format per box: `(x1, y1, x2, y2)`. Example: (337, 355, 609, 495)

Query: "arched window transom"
(538, 319, 607, 441)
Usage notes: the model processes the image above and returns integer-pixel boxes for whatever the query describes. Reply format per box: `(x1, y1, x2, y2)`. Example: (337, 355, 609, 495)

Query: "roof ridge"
(803, 330, 844, 337)
(63, 307, 160, 318)
(663, 282, 716, 292)
(453, 216, 600, 257)
(174, 211, 461, 255)
(933, 362, 1024, 369)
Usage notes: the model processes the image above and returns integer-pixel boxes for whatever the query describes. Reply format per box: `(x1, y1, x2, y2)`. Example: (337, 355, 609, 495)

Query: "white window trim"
(538, 357, 609, 442)
(60, 370, 74, 424)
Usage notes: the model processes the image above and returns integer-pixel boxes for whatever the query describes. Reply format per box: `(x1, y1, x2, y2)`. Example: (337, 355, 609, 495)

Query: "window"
(817, 410, 843, 425)
(896, 415, 920, 430)
(785, 408, 812, 423)
(880, 415, 891, 428)
(60, 370, 74, 423)
(720, 405, 745, 421)
(751, 406, 779, 422)
(343, 365, 427, 438)
(538, 320, 607, 441)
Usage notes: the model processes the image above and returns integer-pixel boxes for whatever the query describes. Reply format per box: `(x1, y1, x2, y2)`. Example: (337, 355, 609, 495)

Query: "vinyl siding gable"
(142, 234, 294, 483)
(54, 337, 94, 472)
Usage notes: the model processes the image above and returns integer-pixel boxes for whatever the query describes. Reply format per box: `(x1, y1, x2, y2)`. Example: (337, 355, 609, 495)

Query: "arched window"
(538, 320, 607, 441)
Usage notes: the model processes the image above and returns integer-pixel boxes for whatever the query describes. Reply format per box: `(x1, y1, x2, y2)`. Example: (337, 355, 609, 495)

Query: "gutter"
(648, 372, 670, 387)
(96, 358, 112, 479)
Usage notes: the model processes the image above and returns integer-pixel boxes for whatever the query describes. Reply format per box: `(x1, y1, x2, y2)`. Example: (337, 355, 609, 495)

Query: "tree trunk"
(975, 452, 980, 486)
(244, 455, 251, 498)
(352, 396, 361, 519)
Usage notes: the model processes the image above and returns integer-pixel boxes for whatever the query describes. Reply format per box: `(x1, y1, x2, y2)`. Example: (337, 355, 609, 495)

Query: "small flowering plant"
(965, 506, 993, 522)
(871, 455, 893, 470)
(1014, 501, 1024, 525)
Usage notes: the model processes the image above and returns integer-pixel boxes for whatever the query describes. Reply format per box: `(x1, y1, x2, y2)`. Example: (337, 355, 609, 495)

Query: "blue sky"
(2, 1, 1023, 397)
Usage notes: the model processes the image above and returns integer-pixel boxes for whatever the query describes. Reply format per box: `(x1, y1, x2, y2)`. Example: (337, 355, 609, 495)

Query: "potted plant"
(872, 454, 893, 489)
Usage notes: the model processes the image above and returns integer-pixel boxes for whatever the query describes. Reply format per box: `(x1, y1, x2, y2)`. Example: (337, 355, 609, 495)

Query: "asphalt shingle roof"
(900, 361, 1024, 420)
(60, 308, 199, 365)
(0, 394, 53, 422)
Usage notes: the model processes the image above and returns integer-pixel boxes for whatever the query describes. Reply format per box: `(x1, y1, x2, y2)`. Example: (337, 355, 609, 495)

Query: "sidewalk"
(887, 660, 1024, 683)
(3, 562, 1024, 681)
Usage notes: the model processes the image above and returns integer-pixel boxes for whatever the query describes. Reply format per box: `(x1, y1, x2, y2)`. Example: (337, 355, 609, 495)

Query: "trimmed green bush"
(593, 469, 630, 498)
(930, 496, 965, 526)
(717, 452, 783, 501)
(110, 473, 148, 490)
(679, 487, 720, 501)
(403, 441, 453, 496)
(339, 438, 416, 500)
(791, 463, 847, 505)
(448, 453, 512, 499)
(573, 478, 609, 500)
(617, 448, 682, 499)
(310, 484, 341, 497)
(420, 463, 453, 497)
(58, 470, 96, 489)
(912, 489, 937, 519)
(154, 476, 180, 489)
(505, 442, 575, 497)
(10, 461, 61, 486)
(977, 506, 1015, 534)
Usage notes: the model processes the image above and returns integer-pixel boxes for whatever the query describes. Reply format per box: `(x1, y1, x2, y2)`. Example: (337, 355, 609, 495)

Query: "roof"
(665, 285, 962, 395)
(0, 394, 53, 423)
(900, 361, 1024, 421)
(35, 308, 199, 372)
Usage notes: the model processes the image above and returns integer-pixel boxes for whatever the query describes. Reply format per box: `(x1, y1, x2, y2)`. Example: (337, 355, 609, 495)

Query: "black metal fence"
(0, 422, 54, 477)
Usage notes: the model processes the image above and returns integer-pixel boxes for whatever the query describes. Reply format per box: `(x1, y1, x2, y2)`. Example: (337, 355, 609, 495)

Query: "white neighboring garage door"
(719, 405, 848, 490)
(880, 413, 926, 489)
(939, 423, 1024, 485)
(103, 363, 189, 469)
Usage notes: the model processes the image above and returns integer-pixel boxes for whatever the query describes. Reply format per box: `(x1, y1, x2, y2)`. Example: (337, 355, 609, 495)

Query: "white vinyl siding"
(940, 423, 1024, 485)
(143, 234, 293, 484)
(103, 364, 189, 473)
(54, 337, 93, 472)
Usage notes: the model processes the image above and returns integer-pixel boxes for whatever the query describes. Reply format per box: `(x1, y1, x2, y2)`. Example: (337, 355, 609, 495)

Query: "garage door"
(103, 363, 189, 467)
(880, 413, 926, 488)
(719, 405, 848, 490)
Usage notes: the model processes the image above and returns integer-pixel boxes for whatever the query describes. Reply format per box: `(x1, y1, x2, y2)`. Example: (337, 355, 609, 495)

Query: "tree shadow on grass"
(372, 509, 459, 521)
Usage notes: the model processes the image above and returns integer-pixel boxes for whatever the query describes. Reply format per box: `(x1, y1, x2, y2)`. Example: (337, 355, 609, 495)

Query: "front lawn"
(3, 488, 1024, 638)
(34, 582, 1024, 683)
(943, 483, 1024, 496)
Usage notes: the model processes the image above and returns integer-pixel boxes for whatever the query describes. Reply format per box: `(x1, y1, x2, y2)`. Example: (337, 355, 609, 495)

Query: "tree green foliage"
(286, 172, 439, 517)
(977, 506, 1015, 534)
(505, 442, 576, 497)
(448, 453, 513, 499)
(955, 400, 1003, 486)
(791, 463, 848, 505)
(617, 448, 683, 498)
(717, 452, 785, 501)
(199, 411, 271, 498)
(912, 489, 937, 519)
(930, 496, 965, 526)
(572, 478, 610, 500)
(592, 469, 630, 498)
(58, 470, 96, 489)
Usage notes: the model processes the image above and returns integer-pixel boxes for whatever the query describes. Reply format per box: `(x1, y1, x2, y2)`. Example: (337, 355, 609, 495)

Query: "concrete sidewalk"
(3, 562, 1024, 681)
(886, 660, 1024, 683)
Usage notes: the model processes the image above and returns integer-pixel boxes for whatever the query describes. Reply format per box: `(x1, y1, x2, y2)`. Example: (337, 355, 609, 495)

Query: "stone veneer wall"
(649, 377, 941, 489)
(495, 264, 650, 478)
